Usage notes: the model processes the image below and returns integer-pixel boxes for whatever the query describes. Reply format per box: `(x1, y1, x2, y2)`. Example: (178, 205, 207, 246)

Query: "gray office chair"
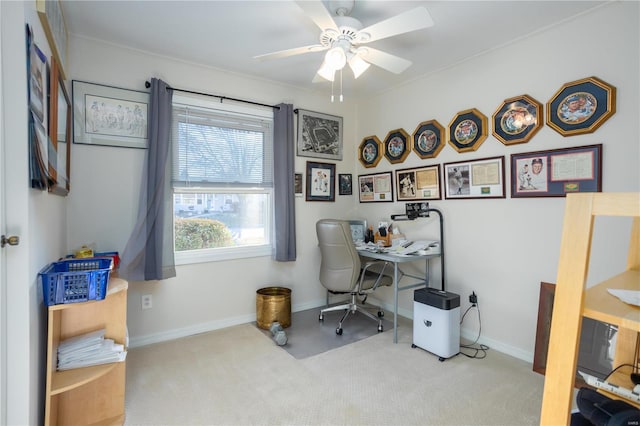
(316, 219, 392, 335)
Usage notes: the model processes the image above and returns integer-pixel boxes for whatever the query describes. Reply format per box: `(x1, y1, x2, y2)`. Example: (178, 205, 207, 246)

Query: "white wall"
(356, 1, 639, 359)
(67, 1, 639, 360)
(67, 36, 362, 346)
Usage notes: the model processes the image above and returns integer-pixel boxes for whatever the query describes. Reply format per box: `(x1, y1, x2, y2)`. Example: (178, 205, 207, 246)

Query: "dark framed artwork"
(395, 165, 441, 201)
(296, 108, 343, 160)
(73, 80, 149, 148)
(443, 156, 505, 199)
(492, 95, 543, 145)
(510, 144, 602, 198)
(294, 173, 303, 197)
(358, 135, 383, 168)
(546, 76, 616, 137)
(533, 282, 616, 388)
(358, 171, 393, 203)
(305, 161, 335, 202)
(339, 173, 352, 195)
(412, 120, 445, 159)
(448, 108, 488, 153)
(383, 128, 411, 164)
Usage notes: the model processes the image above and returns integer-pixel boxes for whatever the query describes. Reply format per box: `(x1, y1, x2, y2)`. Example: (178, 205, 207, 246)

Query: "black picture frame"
(338, 173, 352, 195)
(296, 108, 343, 160)
(383, 128, 410, 164)
(448, 108, 488, 153)
(412, 120, 445, 159)
(492, 94, 543, 146)
(358, 171, 393, 203)
(358, 135, 383, 168)
(510, 144, 602, 198)
(395, 165, 442, 201)
(305, 161, 335, 201)
(546, 77, 616, 137)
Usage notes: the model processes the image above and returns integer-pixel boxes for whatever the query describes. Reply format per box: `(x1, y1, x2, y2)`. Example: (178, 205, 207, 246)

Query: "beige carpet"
(124, 318, 544, 425)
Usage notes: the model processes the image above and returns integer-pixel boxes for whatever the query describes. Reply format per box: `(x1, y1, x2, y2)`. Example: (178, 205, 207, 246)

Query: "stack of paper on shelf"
(57, 329, 127, 371)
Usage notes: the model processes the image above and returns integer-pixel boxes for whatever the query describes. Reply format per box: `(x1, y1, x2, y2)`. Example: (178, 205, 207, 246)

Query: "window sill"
(175, 245, 272, 265)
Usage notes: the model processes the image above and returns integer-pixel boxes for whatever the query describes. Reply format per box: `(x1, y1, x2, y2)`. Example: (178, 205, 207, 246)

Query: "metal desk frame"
(358, 207, 445, 343)
(358, 248, 441, 343)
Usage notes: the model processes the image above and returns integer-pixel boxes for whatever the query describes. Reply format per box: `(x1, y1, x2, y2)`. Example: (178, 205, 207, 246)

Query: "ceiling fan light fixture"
(325, 46, 347, 70)
(317, 61, 336, 81)
(348, 55, 370, 79)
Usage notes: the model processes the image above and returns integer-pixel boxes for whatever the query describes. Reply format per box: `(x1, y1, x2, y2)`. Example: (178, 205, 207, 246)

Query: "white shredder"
(412, 288, 460, 360)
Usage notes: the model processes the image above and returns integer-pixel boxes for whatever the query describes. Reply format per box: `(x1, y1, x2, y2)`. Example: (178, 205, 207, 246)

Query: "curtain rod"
(144, 81, 280, 110)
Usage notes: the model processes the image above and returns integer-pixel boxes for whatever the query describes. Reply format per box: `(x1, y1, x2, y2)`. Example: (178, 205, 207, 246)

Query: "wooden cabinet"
(540, 193, 640, 424)
(44, 277, 128, 426)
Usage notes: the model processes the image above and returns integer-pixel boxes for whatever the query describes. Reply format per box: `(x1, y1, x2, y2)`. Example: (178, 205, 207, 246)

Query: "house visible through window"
(171, 94, 274, 264)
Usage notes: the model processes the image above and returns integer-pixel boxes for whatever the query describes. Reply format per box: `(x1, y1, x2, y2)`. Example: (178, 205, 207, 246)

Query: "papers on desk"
(391, 240, 439, 255)
(607, 289, 640, 307)
(57, 328, 127, 371)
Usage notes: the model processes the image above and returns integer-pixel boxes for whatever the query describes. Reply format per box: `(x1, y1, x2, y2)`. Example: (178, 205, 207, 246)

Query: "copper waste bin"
(256, 287, 291, 330)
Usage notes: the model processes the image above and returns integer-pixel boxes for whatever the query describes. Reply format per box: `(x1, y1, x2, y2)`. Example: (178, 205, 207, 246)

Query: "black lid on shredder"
(414, 288, 460, 310)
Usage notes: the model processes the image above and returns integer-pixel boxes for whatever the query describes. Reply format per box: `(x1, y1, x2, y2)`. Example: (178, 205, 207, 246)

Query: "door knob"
(1, 235, 20, 248)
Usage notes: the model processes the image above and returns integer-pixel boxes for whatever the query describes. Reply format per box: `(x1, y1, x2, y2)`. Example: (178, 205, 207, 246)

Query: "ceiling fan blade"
(295, 0, 338, 32)
(358, 47, 412, 74)
(358, 7, 434, 43)
(254, 44, 327, 61)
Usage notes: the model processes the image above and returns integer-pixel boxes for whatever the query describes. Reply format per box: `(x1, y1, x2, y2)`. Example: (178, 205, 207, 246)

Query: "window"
(171, 94, 274, 264)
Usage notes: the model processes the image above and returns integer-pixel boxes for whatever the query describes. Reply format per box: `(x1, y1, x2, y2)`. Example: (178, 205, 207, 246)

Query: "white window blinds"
(171, 102, 273, 188)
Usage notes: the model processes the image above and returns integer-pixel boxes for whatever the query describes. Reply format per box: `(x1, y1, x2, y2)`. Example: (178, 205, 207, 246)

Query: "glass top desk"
(357, 246, 442, 343)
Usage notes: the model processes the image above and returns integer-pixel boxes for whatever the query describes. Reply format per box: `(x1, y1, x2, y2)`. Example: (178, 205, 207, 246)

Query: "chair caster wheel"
(377, 311, 384, 317)
(336, 328, 343, 335)
(439, 357, 445, 362)
(411, 344, 417, 348)
(377, 325, 383, 332)
(319, 314, 324, 321)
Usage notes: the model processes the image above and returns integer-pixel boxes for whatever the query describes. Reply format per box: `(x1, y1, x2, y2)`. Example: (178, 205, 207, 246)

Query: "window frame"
(171, 94, 275, 264)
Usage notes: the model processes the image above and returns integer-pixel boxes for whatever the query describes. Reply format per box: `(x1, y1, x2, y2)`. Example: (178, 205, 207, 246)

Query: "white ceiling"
(60, 0, 609, 98)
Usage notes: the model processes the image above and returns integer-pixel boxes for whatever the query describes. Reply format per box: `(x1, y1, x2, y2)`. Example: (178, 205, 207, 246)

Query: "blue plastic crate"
(39, 258, 113, 306)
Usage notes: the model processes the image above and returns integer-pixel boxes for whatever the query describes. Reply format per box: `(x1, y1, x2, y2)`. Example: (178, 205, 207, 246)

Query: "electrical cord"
(459, 301, 489, 359)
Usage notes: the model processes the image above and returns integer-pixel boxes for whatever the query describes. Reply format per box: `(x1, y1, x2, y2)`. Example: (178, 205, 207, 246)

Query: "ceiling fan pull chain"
(331, 77, 335, 103)
(339, 69, 344, 102)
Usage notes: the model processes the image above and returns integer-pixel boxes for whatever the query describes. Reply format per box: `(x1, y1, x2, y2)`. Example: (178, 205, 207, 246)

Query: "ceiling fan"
(253, 0, 434, 83)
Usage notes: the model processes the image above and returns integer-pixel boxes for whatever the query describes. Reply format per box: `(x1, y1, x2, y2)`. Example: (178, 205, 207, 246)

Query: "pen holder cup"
(374, 232, 392, 247)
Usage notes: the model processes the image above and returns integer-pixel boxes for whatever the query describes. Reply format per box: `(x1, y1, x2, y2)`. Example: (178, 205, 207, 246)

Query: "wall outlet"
(141, 294, 153, 310)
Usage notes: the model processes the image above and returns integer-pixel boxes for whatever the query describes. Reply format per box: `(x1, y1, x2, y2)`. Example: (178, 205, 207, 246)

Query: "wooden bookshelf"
(540, 193, 640, 424)
(44, 277, 128, 426)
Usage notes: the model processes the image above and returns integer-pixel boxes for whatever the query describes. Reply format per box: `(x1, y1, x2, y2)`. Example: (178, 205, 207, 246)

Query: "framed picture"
(339, 173, 352, 195)
(296, 108, 343, 160)
(48, 56, 71, 196)
(358, 135, 383, 168)
(358, 171, 393, 203)
(36, 0, 68, 80)
(383, 128, 411, 164)
(492, 95, 543, 145)
(305, 161, 335, 201)
(510, 144, 602, 198)
(444, 156, 505, 199)
(412, 120, 445, 159)
(546, 77, 616, 137)
(294, 173, 303, 197)
(448, 108, 488, 153)
(348, 219, 367, 244)
(72, 80, 149, 149)
(29, 41, 47, 126)
(395, 165, 442, 201)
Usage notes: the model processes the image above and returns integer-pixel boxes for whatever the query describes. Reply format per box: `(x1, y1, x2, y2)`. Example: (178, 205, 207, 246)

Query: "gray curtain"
(119, 78, 176, 281)
(273, 103, 296, 261)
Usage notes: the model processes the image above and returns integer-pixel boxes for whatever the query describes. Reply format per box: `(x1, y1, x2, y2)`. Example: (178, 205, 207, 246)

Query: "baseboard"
(129, 298, 535, 364)
(129, 299, 327, 348)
